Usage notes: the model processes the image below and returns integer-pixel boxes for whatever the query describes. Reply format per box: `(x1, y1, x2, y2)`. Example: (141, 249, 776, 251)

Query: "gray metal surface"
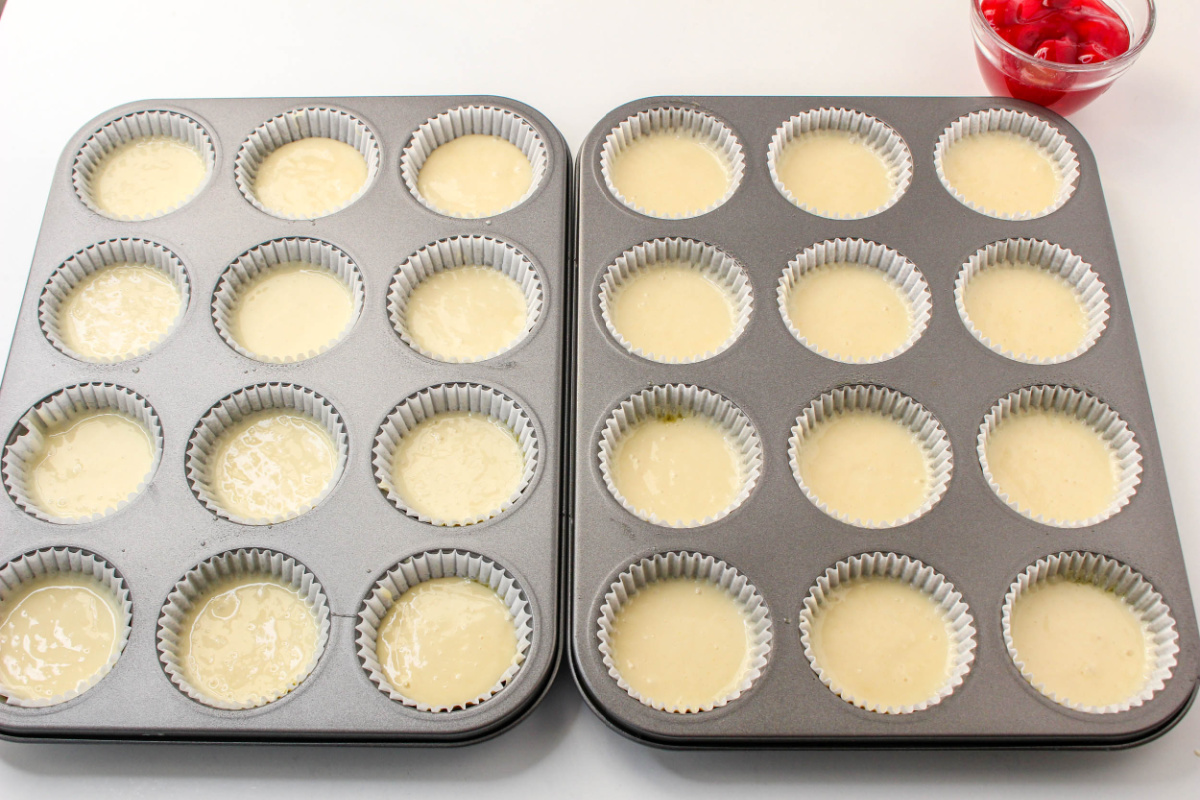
(0, 95, 569, 744)
(570, 96, 1200, 747)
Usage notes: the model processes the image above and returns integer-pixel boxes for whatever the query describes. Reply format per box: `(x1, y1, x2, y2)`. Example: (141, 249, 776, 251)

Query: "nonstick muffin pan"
(0, 95, 569, 744)
(569, 96, 1199, 748)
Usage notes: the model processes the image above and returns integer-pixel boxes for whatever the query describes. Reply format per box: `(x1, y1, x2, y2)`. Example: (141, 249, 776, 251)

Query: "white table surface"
(0, 0, 1197, 796)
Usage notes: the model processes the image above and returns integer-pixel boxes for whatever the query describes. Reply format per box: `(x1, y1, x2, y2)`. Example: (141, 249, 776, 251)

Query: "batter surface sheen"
(228, 262, 353, 361)
(58, 263, 182, 360)
(416, 134, 533, 218)
(91, 135, 206, 217)
(405, 266, 527, 361)
(253, 137, 367, 217)
(608, 262, 736, 361)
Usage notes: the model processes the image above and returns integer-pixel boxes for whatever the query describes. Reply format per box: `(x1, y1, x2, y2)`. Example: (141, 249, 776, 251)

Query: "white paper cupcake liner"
(1002, 552, 1179, 714)
(185, 383, 348, 525)
(934, 108, 1079, 221)
(0, 547, 132, 708)
(400, 105, 548, 218)
(788, 385, 954, 528)
(2, 383, 163, 524)
(156, 548, 330, 711)
(597, 238, 753, 364)
(799, 552, 977, 715)
(234, 106, 380, 220)
(372, 383, 540, 526)
(955, 239, 1109, 365)
(72, 109, 215, 221)
(598, 384, 763, 528)
(600, 106, 745, 220)
(355, 550, 534, 712)
(978, 385, 1142, 528)
(212, 237, 364, 364)
(388, 236, 544, 363)
(596, 551, 772, 713)
(767, 107, 913, 219)
(38, 238, 191, 364)
(777, 239, 931, 364)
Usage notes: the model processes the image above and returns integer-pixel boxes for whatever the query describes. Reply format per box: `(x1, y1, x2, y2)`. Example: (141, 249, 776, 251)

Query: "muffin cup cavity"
(234, 106, 380, 220)
(955, 239, 1109, 365)
(400, 105, 548, 218)
(372, 383, 540, 526)
(767, 107, 913, 219)
(1002, 552, 1179, 714)
(72, 110, 215, 221)
(0, 548, 132, 708)
(2, 383, 164, 524)
(597, 384, 763, 528)
(596, 551, 772, 714)
(355, 550, 533, 712)
(777, 238, 931, 364)
(934, 108, 1079, 221)
(977, 385, 1142, 528)
(212, 237, 364, 364)
(185, 383, 349, 526)
(388, 236, 544, 363)
(156, 548, 330, 711)
(600, 107, 745, 220)
(39, 238, 191, 364)
(799, 552, 977, 715)
(788, 385, 953, 528)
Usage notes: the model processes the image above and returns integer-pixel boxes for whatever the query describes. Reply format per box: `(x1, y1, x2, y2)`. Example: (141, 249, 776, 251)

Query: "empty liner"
(185, 383, 349, 525)
(212, 237, 364, 363)
(400, 105, 548, 218)
(2, 383, 163, 524)
(767, 107, 913, 219)
(234, 106, 380, 220)
(39, 238, 191, 363)
(156, 548, 330, 711)
(1002, 552, 1179, 714)
(799, 552, 977, 714)
(977, 385, 1141, 528)
(372, 383, 540, 526)
(388, 236, 544, 363)
(72, 109, 215, 220)
(788, 385, 954, 528)
(355, 550, 533, 712)
(777, 238, 931, 364)
(0, 547, 132, 708)
(596, 550, 772, 713)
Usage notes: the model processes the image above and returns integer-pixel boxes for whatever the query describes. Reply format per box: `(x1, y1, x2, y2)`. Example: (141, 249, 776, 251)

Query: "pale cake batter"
(0, 573, 121, 702)
(986, 409, 1119, 523)
(608, 262, 736, 361)
(609, 130, 731, 217)
(1010, 578, 1152, 708)
(941, 131, 1062, 216)
(390, 411, 524, 522)
(208, 410, 337, 521)
(253, 137, 368, 217)
(786, 263, 912, 361)
(179, 576, 319, 706)
(416, 134, 533, 218)
(963, 261, 1089, 359)
(608, 578, 752, 711)
(90, 135, 206, 218)
(28, 409, 154, 520)
(796, 412, 931, 524)
(776, 130, 893, 216)
(611, 414, 742, 524)
(808, 577, 953, 709)
(58, 263, 182, 360)
(376, 577, 518, 708)
(228, 262, 353, 361)
(405, 266, 528, 360)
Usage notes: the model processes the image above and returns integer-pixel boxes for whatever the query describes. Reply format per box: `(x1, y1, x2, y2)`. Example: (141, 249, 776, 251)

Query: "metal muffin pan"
(569, 96, 1199, 747)
(0, 95, 568, 744)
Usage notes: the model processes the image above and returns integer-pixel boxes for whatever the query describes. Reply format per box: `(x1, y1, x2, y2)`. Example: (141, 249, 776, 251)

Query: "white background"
(0, 0, 1197, 796)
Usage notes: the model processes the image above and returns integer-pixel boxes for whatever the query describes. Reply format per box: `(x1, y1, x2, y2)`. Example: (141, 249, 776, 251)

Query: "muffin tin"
(0, 96, 568, 743)
(569, 96, 1199, 747)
